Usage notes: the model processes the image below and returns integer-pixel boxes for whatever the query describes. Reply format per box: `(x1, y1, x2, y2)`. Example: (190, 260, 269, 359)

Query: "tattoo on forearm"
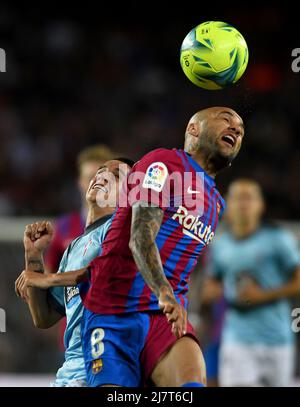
(27, 259, 44, 274)
(130, 205, 171, 297)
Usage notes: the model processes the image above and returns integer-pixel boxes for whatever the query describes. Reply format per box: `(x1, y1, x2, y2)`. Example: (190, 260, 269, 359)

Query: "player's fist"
(23, 221, 54, 253)
(158, 286, 187, 339)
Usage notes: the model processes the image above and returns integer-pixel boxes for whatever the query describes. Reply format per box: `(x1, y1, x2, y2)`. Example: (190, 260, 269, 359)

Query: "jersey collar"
(84, 214, 112, 234)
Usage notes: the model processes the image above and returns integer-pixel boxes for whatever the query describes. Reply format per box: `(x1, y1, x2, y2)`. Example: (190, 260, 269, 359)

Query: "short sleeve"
(125, 149, 173, 210)
(124, 148, 189, 211)
(275, 229, 300, 275)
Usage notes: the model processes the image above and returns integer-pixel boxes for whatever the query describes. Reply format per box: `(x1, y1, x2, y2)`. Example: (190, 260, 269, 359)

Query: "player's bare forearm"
(239, 268, 300, 306)
(49, 267, 89, 287)
(19, 250, 61, 328)
(25, 250, 45, 272)
(129, 204, 187, 338)
(17, 267, 88, 291)
(129, 204, 172, 297)
(261, 269, 300, 302)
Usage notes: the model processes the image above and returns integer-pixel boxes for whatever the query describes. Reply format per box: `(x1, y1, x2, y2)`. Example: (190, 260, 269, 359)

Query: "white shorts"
(219, 343, 295, 387)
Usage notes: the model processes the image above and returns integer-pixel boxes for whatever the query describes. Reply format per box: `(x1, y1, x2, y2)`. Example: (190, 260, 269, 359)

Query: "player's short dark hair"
(114, 157, 135, 168)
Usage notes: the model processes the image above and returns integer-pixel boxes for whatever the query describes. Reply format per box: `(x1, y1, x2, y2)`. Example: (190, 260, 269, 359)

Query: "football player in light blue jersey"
(203, 179, 300, 386)
(16, 158, 134, 386)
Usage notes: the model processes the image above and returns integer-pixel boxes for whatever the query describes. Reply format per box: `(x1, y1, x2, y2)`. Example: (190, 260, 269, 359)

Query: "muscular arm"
(239, 267, 300, 306)
(24, 250, 63, 329)
(16, 220, 88, 328)
(129, 204, 172, 297)
(16, 260, 88, 297)
(129, 203, 187, 338)
(265, 268, 300, 300)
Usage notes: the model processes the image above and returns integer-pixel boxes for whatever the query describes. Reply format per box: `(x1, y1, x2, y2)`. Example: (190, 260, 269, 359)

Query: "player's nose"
(229, 117, 244, 136)
(96, 171, 108, 184)
(228, 124, 242, 137)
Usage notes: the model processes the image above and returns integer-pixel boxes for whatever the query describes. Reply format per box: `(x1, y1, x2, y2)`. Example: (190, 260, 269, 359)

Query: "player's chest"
(67, 236, 100, 267)
(218, 239, 276, 271)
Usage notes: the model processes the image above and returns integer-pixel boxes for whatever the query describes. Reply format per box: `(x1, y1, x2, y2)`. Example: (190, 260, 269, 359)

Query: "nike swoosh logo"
(187, 186, 201, 194)
(182, 229, 205, 244)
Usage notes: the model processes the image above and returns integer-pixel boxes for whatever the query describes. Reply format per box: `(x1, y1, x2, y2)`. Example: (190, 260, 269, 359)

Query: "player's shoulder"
(212, 227, 231, 246)
(262, 222, 297, 243)
(134, 148, 184, 171)
(140, 147, 180, 160)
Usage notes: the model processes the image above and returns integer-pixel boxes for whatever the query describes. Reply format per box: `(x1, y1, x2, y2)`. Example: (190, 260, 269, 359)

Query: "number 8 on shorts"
(91, 328, 105, 359)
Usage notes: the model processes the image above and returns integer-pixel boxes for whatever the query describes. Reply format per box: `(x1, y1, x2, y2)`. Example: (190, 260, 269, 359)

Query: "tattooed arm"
(129, 203, 187, 338)
(15, 222, 63, 328)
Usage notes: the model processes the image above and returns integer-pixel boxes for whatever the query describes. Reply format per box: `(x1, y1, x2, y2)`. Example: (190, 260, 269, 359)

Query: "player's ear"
(186, 122, 199, 137)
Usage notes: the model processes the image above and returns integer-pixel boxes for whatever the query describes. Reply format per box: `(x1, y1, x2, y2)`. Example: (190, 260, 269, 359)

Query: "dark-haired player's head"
(226, 179, 265, 228)
(184, 107, 244, 173)
(86, 158, 134, 208)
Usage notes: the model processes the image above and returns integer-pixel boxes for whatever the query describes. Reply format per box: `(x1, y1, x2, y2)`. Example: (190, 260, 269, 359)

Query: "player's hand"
(23, 221, 54, 253)
(15, 270, 51, 301)
(158, 286, 187, 339)
(238, 281, 266, 305)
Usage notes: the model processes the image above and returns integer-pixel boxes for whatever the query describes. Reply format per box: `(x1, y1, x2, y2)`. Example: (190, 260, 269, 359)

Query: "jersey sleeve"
(275, 228, 300, 276)
(126, 148, 180, 210)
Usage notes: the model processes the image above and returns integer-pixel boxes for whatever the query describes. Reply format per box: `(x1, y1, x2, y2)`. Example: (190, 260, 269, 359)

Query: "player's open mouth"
(221, 134, 236, 147)
(92, 184, 108, 193)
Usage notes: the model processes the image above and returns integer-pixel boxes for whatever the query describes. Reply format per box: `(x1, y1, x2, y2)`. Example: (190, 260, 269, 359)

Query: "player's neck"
(230, 219, 261, 239)
(86, 204, 114, 227)
(189, 151, 217, 178)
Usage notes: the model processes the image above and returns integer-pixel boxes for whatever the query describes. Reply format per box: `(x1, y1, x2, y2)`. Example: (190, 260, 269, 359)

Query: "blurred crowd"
(0, 5, 299, 219)
(0, 5, 300, 384)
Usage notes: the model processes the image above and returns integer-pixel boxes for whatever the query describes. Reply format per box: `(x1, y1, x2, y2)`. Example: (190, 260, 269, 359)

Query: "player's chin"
(87, 190, 97, 203)
(217, 145, 238, 163)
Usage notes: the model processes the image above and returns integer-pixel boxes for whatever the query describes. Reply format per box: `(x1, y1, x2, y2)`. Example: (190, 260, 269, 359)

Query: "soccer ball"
(180, 21, 249, 90)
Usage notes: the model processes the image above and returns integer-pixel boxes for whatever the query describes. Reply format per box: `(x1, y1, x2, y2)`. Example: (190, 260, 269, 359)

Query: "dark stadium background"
(0, 4, 299, 383)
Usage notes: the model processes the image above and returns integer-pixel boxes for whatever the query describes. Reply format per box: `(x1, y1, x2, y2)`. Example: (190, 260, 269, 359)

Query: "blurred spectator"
(202, 179, 300, 386)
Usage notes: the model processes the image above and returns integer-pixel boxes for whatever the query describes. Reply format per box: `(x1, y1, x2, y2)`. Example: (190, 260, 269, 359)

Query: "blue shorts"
(81, 308, 151, 387)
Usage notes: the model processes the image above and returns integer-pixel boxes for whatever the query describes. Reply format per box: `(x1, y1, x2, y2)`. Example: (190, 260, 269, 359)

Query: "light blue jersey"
(48, 215, 112, 386)
(209, 225, 300, 346)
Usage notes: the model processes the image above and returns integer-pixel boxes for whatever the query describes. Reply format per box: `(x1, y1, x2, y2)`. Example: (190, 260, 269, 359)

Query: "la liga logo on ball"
(180, 21, 248, 90)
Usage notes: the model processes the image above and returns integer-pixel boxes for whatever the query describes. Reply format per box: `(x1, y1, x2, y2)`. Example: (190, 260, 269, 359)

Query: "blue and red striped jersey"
(82, 148, 225, 314)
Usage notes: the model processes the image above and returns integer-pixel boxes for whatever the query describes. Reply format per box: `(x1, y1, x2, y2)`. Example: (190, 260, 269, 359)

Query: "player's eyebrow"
(219, 110, 245, 130)
(96, 166, 106, 175)
(113, 166, 127, 178)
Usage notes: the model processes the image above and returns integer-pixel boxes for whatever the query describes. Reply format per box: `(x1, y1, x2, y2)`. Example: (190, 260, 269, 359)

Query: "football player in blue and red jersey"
(18, 107, 245, 387)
